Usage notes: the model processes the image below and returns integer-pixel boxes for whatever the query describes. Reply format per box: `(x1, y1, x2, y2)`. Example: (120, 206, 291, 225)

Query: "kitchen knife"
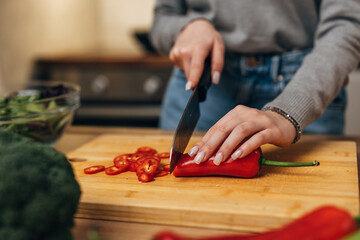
(169, 57, 212, 173)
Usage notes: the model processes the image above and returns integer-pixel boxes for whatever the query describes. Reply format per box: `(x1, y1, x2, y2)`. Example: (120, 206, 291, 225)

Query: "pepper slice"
(113, 155, 130, 171)
(138, 173, 153, 183)
(136, 146, 157, 155)
(130, 155, 161, 172)
(105, 165, 127, 175)
(84, 165, 105, 174)
(162, 164, 170, 172)
(155, 171, 168, 177)
(136, 158, 160, 177)
(156, 152, 170, 159)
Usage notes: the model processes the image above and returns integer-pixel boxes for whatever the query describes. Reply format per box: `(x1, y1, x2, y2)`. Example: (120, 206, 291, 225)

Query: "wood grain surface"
(67, 133, 359, 233)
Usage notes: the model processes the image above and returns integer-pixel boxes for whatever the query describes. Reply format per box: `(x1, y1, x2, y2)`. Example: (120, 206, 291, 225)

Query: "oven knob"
(91, 75, 109, 95)
(143, 76, 161, 95)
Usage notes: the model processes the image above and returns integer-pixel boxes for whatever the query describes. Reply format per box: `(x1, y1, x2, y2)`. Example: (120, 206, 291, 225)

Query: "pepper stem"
(355, 216, 360, 224)
(261, 157, 319, 167)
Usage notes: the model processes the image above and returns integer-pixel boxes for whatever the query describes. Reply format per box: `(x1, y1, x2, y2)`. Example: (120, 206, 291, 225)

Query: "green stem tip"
(355, 216, 360, 224)
(261, 158, 320, 167)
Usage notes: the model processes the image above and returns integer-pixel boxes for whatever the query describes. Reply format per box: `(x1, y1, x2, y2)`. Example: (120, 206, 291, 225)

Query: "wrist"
(262, 106, 302, 144)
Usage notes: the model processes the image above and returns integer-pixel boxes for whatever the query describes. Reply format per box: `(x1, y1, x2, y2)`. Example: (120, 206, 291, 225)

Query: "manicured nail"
(188, 146, 199, 157)
(185, 82, 192, 91)
(194, 152, 204, 164)
(213, 152, 223, 166)
(212, 71, 220, 84)
(231, 149, 243, 160)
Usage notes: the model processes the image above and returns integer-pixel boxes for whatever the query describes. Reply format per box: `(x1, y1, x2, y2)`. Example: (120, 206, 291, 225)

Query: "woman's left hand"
(188, 105, 296, 165)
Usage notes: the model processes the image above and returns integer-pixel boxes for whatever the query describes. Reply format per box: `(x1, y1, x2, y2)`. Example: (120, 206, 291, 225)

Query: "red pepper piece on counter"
(84, 165, 105, 174)
(173, 148, 319, 178)
(162, 164, 170, 172)
(130, 153, 146, 161)
(138, 173, 153, 183)
(155, 171, 169, 178)
(105, 165, 127, 176)
(136, 146, 157, 155)
(114, 158, 130, 171)
(136, 158, 160, 177)
(156, 152, 170, 159)
(129, 155, 161, 172)
(153, 206, 359, 240)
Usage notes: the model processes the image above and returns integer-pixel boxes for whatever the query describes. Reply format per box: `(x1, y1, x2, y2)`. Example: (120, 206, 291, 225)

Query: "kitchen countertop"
(55, 126, 360, 240)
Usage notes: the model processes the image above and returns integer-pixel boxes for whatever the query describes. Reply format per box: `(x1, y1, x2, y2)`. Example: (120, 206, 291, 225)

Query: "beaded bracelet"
(262, 106, 302, 144)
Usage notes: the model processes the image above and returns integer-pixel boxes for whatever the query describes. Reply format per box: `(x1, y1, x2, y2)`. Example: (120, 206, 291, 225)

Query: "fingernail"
(231, 149, 243, 160)
(212, 71, 220, 84)
(214, 152, 223, 166)
(188, 146, 199, 157)
(185, 82, 192, 91)
(194, 152, 204, 164)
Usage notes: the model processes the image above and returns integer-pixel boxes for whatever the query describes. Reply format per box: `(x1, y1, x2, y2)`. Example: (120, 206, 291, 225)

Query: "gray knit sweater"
(150, 0, 360, 132)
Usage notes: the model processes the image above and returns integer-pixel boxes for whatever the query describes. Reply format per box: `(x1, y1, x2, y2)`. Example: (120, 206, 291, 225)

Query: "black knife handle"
(198, 56, 212, 102)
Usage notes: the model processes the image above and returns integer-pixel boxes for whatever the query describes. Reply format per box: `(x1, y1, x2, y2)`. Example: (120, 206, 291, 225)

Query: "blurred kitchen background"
(0, 0, 359, 134)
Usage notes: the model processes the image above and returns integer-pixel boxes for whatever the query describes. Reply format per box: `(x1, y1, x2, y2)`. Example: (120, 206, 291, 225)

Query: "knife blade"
(169, 57, 212, 173)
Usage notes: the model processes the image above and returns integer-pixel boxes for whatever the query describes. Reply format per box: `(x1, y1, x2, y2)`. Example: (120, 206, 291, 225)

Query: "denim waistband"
(225, 48, 312, 82)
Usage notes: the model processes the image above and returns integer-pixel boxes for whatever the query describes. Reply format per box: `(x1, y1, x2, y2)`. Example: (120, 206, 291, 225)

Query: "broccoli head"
(0, 129, 81, 240)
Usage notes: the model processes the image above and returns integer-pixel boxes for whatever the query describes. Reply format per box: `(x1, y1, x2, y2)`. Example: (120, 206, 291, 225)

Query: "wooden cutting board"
(67, 133, 359, 233)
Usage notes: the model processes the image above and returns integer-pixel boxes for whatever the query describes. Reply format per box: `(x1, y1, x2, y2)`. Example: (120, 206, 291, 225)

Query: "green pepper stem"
(355, 216, 360, 224)
(261, 157, 319, 167)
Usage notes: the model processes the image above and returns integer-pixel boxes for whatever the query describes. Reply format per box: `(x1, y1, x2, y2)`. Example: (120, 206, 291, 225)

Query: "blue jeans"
(160, 49, 346, 135)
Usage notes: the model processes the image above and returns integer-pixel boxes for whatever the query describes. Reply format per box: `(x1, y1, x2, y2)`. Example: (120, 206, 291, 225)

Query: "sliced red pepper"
(84, 165, 105, 174)
(155, 171, 168, 178)
(105, 165, 127, 175)
(130, 155, 162, 172)
(114, 156, 130, 171)
(136, 146, 157, 155)
(138, 172, 154, 183)
(162, 164, 170, 172)
(136, 158, 160, 177)
(114, 154, 131, 167)
(156, 152, 170, 159)
(173, 148, 319, 178)
(130, 153, 146, 161)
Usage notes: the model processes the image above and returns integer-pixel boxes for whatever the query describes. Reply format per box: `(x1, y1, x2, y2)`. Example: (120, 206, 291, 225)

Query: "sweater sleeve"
(263, 0, 360, 131)
(150, 0, 214, 54)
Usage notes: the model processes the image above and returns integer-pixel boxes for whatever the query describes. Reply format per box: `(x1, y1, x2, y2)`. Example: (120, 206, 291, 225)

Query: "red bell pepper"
(173, 148, 319, 178)
(153, 206, 360, 240)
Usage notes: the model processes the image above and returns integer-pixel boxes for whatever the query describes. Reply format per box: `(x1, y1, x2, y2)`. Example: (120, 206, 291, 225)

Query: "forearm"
(264, 0, 360, 131)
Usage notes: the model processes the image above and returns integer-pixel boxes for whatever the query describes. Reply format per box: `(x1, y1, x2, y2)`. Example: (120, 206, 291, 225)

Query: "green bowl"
(0, 81, 80, 144)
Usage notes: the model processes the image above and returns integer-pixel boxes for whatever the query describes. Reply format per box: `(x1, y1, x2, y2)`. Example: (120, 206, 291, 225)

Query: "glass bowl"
(0, 81, 80, 145)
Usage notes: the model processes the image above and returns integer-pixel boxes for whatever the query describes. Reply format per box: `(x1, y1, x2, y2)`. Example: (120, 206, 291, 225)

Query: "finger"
(179, 48, 192, 84)
(188, 105, 247, 157)
(214, 122, 261, 165)
(211, 39, 225, 84)
(188, 110, 235, 157)
(232, 129, 272, 160)
(169, 48, 184, 70)
(193, 122, 235, 164)
(188, 47, 208, 89)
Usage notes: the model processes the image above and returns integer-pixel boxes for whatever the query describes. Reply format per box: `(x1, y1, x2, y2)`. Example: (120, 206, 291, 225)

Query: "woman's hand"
(169, 19, 225, 89)
(188, 105, 296, 165)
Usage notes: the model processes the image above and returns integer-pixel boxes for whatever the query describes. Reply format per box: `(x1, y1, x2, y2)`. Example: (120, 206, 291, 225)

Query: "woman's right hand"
(169, 19, 225, 90)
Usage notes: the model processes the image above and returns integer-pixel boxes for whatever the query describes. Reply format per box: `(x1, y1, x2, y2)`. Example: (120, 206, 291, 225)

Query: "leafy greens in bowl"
(0, 82, 80, 144)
